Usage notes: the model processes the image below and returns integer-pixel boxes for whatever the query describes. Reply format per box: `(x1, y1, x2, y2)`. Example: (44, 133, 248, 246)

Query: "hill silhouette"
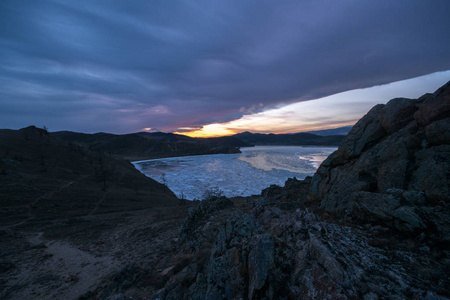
(304, 125, 353, 136)
(233, 131, 344, 146)
(52, 131, 252, 161)
(0, 126, 179, 227)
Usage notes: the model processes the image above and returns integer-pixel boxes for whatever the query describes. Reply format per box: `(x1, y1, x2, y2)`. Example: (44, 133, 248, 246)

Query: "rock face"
(311, 81, 450, 239)
(141, 197, 449, 299)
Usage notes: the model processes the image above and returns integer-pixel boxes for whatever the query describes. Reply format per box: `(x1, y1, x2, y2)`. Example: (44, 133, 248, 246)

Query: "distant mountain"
(304, 125, 353, 136)
(233, 131, 344, 146)
(52, 131, 252, 161)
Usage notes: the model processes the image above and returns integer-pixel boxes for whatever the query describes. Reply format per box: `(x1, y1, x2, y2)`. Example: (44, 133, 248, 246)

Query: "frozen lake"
(132, 146, 336, 200)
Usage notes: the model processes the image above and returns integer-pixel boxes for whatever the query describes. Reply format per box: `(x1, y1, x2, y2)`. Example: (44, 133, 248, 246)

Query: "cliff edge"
(311, 81, 450, 241)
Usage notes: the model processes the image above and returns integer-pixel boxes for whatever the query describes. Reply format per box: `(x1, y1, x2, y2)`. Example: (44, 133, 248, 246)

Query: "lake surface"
(132, 146, 336, 200)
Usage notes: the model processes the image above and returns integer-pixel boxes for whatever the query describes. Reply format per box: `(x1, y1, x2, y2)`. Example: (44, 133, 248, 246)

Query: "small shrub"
(201, 187, 224, 200)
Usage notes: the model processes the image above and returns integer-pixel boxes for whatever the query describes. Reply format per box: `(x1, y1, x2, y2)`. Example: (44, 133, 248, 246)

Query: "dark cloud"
(1, 0, 450, 133)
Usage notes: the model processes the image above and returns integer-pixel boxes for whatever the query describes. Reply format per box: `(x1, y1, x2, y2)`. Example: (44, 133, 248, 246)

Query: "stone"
(248, 234, 274, 299)
(363, 291, 379, 300)
(381, 97, 418, 133)
(310, 81, 450, 235)
(353, 192, 400, 222)
(425, 117, 450, 145)
(386, 188, 405, 199)
(206, 212, 257, 300)
(414, 81, 450, 126)
(389, 206, 426, 232)
(339, 104, 387, 159)
(161, 266, 175, 277)
(402, 190, 426, 206)
(409, 146, 450, 203)
(307, 234, 344, 284)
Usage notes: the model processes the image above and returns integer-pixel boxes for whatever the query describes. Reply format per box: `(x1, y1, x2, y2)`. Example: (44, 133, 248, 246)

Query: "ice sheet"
(133, 146, 336, 200)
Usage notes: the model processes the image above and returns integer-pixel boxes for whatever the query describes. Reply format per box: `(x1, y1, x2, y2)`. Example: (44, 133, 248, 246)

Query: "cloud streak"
(1, 0, 449, 133)
(181, 72, 450, 137)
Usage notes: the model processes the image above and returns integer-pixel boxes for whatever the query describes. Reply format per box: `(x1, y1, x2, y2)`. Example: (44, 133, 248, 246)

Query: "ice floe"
(133, 146, 336, 200)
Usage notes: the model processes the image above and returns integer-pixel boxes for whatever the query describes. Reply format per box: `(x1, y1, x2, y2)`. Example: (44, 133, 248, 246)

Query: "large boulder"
(247, 234, 274, 299)
(409, 145, 450, 203)
(338, 104, 387, 160)
(310, 81, 450, 236)
(414, 81, 450, 126)
(425, 118, 450, 145)
(205, 212, 257, 299)
(381, 97, 418, 133)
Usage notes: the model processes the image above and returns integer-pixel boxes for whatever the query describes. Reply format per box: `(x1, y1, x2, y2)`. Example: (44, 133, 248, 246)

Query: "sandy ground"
(0, 205, 192, 300)
(7, 234, 118, 299)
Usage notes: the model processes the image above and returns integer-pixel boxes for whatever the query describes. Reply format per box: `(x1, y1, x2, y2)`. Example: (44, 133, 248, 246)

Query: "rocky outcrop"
(141, 197, 449, 299)
(179, 196, 234, 244)
(310, 81, 450, 240)
(260, 177, 312, 209)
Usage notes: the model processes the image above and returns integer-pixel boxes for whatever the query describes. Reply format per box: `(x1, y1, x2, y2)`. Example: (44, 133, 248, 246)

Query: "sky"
(181, 71, 450, 136)
(1, 0, 450, 136)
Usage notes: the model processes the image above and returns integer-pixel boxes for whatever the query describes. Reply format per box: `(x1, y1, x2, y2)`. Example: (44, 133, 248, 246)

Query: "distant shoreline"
(130, 144, 338, 163)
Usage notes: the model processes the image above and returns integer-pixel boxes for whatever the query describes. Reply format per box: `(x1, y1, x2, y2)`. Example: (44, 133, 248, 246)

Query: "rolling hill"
(233, 131, 345, 146)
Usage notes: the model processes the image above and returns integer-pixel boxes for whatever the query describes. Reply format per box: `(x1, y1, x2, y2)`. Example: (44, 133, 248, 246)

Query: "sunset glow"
(175, 71, 450, 138)
(1, 1, 449, 136)
(174, 124, 236, 138)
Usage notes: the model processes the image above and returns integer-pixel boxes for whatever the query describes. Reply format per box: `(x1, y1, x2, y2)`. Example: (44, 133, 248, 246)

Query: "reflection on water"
(297, 153, 331, 168)
(136, 158, 194, 176)
(133, 146, 336, 200)
(238, 146, 323, 173)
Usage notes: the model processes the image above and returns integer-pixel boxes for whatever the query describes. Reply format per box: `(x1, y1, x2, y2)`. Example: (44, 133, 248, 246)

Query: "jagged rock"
(409, 145, 450, 203)
(188, 272, 208, 300)
(314, 132, 412, 214)
(248, 234, 274, 299)
(295, 233, 345, 293)
(390, 206, 426, 232)
(311, 81, 450, 236)
(350, 191, 429, 233)
(386, 188, 405, 199)
(105, 294, 132, 300)
(353, 192, 400, 221)
(381, 97, 418, 133)
(414, 81, 450, 126)
(402, 190, 426, 206)
(144, 202, 449, 299)
(425, 118, 450, 145)
(260, 177, 311, 207)
(339, 104, 386, 159)
(179, 196, 234, 243)
(261, 184, 281, 197)
(206, 212, 256, 299)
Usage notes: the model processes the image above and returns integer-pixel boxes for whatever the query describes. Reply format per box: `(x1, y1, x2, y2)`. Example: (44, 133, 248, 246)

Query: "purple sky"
(1, 0, 450, 135)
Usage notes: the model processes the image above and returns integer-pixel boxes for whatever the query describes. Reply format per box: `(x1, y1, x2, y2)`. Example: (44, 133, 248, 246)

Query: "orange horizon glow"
(173, 123, 236, 138)
(174, 122, 355, 138)
(173, 72, 450, 138)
